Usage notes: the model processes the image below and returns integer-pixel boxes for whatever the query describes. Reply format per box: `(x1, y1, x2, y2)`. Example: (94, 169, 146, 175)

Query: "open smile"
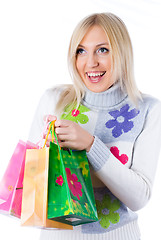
(86, 71, 106, 83)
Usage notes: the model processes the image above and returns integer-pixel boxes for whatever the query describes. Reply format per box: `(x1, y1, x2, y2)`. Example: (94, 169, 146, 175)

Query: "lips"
(86, 71, 106, 83)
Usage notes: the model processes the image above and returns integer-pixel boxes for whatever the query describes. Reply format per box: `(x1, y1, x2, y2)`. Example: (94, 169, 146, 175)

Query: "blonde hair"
(55, 12, 141, 115)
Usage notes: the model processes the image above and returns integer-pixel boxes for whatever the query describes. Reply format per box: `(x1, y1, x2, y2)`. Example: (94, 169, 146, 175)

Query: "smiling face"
(76, 25, 116, 93)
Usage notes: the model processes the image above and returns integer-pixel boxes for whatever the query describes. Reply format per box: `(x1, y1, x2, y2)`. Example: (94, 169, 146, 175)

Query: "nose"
(86, 53, 99, 68)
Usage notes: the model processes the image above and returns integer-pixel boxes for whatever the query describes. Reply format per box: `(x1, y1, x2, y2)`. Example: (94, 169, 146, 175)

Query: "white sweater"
(28, 83, 161, 240)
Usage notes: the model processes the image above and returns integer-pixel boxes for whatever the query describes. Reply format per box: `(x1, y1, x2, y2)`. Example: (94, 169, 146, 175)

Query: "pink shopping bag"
(0, 140, 38, 218)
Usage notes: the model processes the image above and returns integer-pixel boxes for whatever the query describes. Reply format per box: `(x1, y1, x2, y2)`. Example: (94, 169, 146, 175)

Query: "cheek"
(103, 57, 112, 71)
(76, 58, 84, 76)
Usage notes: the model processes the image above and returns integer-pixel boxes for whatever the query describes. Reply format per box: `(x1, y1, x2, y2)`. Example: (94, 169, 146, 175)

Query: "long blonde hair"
(55, 12, 141, 115)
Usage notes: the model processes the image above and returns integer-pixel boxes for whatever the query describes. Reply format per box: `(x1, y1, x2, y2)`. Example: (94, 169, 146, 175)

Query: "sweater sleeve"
(87, 101, 161, 211)
(28, 87, 62, 144)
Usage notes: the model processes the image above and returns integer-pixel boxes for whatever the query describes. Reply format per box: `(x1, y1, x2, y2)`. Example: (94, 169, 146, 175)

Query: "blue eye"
(97, 47, 109, 53)
(76, 48, 86, 55)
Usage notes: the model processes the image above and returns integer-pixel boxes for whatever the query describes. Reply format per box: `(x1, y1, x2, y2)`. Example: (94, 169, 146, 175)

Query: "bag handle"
(43, 120, 56, 148)
(50, 121, 73, 211)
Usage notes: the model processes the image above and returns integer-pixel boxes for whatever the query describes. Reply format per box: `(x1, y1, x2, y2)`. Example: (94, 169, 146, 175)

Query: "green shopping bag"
(47, 122, 98, 226)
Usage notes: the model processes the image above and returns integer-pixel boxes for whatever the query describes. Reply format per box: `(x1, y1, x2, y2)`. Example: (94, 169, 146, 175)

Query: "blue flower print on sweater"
(105, 104, 140, 138)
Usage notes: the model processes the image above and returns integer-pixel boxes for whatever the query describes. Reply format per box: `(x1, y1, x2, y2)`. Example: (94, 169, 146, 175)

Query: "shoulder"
(141, 93, 161, 105)
(33, 85, 68, 117)
(40, 84, 72, 105)
(137, 93, 161, 128)
(138, 93, 161, 113)
(42, 85, 65, 101)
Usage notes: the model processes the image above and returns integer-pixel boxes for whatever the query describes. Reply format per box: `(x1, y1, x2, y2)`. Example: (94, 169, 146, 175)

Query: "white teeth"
(87, 72, 105, 77)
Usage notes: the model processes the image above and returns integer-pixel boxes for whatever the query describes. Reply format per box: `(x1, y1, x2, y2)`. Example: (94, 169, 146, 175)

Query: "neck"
(82, 82, 127, 110)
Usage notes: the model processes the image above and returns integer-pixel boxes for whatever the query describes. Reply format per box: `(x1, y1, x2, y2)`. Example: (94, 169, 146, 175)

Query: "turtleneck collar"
(81, 82, 128, 110)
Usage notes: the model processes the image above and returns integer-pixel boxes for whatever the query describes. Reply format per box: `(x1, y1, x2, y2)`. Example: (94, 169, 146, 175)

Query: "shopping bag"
(47, 126, 98, 226)
(0, 140, 38, 218)
(21, 122, 73, 229)
(11, 141, 39, 218)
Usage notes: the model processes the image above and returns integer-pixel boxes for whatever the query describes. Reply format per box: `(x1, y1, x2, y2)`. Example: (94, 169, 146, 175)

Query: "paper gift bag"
(47, 131, 98, 226)
(11, 141, 39, 218)
(21, 122, 73, 229)
(0, 140, 38, 218)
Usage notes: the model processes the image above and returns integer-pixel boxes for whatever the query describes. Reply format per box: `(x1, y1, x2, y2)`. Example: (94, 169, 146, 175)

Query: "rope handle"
(50, 122, 73, 210)
(43, 120, 56, 148)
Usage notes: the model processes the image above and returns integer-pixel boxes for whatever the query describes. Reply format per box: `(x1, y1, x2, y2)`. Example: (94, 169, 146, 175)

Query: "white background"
(0, 0, 161, 239)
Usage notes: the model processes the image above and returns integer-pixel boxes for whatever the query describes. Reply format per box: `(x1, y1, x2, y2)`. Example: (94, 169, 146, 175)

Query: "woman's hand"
(43, 115, 94, 152)
(55, 119, 94, 152)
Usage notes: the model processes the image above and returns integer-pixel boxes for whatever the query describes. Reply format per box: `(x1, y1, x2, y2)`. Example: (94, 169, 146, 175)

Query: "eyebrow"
(78, 42, 109, 48)
(96, 42, 109, 47)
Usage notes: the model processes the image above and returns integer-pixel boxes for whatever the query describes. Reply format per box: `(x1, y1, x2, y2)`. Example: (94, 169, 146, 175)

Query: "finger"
(56, 134, 71, 142)
(44, 115, 57, 122)
(58, 141, 72, 149)
(55, 119, 72, 127)
(55, 126, 69, 135)
(43, 115, 51, 122)
(43, 132, 52, 140)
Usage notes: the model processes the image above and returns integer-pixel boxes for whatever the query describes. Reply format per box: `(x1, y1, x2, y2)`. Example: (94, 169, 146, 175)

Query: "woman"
(29, 12, 161, 240)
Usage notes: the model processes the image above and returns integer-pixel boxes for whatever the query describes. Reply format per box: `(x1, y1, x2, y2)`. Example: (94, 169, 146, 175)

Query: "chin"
(85, 83, 114, 93)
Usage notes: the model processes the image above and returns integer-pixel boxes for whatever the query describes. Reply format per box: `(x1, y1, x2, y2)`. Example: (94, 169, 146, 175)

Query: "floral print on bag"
(66, 168, 83, 200)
